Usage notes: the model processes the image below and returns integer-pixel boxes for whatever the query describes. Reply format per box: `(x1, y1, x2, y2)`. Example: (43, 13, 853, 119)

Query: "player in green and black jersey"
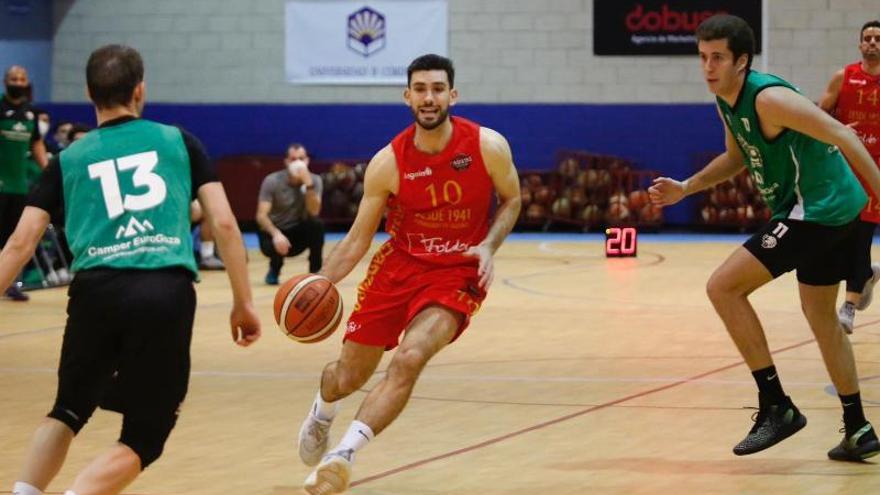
(650, 15, 880, 462)
(0, 45, 261, 495)
(1, 65, 48, 300)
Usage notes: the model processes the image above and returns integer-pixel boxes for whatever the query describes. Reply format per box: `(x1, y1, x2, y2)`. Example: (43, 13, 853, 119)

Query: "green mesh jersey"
(717, 71, 866, 226)
(0, 96, 37, 194)
(60, 119, 197, 275)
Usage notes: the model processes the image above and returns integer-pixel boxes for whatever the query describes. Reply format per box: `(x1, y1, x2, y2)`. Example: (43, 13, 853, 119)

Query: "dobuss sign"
(594, 0, 762, 56)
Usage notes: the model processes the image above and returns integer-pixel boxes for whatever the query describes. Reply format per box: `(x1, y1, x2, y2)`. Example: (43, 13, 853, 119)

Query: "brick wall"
(50, 0, 880, 103)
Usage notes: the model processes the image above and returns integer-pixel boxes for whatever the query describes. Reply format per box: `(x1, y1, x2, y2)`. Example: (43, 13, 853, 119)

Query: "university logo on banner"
(593, 0, 762, 56)
(347, 7, 386, 57)
(286, 1, 448, 85)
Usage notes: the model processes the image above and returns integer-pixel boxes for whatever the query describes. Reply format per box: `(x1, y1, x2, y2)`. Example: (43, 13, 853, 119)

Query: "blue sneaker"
(265, 268, 280, 285)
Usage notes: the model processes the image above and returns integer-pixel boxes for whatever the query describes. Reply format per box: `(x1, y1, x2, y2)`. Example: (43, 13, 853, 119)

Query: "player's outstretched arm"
(0, 207, 50, 291)
(757, 86, 880, 198)
(197, 182, 261, 346)
(319, 145, 396, 285)
(649, 112, 745, 206)
(465, 127, 522, 288)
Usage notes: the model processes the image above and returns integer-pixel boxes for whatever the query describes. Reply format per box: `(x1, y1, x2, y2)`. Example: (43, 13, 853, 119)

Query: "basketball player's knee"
(801, 303, 839, 332)
(388, 348, 428, 380)
(119, 410, 179, 469)
(706, 274, 736, 303)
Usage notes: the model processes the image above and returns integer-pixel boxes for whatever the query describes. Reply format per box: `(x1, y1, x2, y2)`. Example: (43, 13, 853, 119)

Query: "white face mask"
(38, 121, 49, 137)
(287, 159, 308, 175)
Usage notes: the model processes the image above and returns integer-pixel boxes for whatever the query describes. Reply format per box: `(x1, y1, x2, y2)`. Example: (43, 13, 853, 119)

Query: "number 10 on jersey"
(605, 227, 637, 257)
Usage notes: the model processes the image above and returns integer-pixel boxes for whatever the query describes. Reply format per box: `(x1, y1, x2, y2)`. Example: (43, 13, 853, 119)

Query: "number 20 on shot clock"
(605, 227, 637, 257)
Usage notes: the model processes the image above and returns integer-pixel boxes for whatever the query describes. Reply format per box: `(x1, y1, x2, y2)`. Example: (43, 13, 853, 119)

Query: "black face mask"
(5, 84, 29, 100)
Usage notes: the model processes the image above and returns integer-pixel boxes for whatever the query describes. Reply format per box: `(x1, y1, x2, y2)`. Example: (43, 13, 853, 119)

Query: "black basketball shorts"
(743, 217, 858, 286)
(49, 267, 196, 452)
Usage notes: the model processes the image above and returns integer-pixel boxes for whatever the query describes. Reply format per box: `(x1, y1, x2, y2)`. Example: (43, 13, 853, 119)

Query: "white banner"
(285, 0, 448, 85)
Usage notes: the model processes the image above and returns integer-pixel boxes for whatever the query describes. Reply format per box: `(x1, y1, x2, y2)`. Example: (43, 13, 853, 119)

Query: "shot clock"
(605, 227, 637, 257)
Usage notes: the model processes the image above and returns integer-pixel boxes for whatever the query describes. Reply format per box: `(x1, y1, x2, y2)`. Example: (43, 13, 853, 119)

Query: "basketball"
(534, 185, 555, 206)
(628, 190, 648, 211)
(701, 205, 718, 224)
(606, 202, 630, 223)
(579, 203, 602, 224)
(520, 186, 533, 207)
(640, 203, 663, 223)
(274, 274, 344, 343)
(608, 190, 629, 206)
(551, 197, 572, 217)
(525, 203, 547, 221)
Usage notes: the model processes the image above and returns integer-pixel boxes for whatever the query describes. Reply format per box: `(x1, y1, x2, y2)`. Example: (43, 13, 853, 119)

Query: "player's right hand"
(464, 243, 494, 289)
(230, 301, 261, 347)
(648, 177, 687, 206)
(272, 232, 291, 255)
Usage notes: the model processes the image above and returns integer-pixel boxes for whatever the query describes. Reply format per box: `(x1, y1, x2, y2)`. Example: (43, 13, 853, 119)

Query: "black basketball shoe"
(733, 395, 807, 456)
(828, 422, 880, 462)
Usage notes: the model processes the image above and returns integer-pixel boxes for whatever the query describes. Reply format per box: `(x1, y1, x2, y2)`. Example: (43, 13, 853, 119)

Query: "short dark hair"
(67, 122, 93, 143)
(86, 44, 144, 109)
(861, 20, 880, 41)
(286, 143, 307, 157)
(407, 54, 455, 88)
(695, 14, 756, 71)
(53, 120, 72, 134)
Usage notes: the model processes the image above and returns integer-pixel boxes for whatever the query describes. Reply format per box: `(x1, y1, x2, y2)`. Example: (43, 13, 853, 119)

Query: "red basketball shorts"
(344, 242, 486, 350)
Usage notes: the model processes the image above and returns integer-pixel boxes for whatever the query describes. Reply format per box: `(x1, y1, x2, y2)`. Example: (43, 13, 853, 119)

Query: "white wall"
(50, 0, 880, 104)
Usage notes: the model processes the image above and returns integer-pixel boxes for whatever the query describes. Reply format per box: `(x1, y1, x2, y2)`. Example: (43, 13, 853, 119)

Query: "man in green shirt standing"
(1, 65, 48, 301)
(650, 15, 880, 461)
(0, 45, 261, 495)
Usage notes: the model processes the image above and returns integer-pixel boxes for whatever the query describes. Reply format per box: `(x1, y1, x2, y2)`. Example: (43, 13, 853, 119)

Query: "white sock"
(12, 482, 42, 495)
(313, 389, 339, 421)
(335, 420, 374, 453)
(64, 491, 78, 495)
(200, 241, 215, 258)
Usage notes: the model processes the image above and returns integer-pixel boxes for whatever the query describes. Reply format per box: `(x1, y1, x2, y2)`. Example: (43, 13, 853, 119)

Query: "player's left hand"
(648, 177, 686, 206)
(230, 301, 261, 347)
(464, 243, 494, 289)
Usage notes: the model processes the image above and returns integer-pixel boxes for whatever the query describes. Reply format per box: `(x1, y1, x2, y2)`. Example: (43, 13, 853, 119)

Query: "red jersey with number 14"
(836, 61, 880, 222)
(386, 116, 494, 266)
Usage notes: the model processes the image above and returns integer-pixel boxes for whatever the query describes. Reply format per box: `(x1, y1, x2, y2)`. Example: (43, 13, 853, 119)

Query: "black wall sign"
(594, 0, 762, 56)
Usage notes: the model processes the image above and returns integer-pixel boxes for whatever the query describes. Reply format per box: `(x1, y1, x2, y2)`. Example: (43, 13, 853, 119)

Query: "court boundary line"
(350, 318, 880, 487)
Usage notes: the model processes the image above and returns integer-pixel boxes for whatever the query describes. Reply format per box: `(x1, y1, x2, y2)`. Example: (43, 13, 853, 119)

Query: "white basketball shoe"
(303, 449, 354, 495)
(856, 262, 880, 311)
(298, 411, 332, 466)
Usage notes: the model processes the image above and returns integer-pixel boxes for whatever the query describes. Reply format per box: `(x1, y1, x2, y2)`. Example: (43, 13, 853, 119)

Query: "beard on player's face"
(411, 103, 449, 130)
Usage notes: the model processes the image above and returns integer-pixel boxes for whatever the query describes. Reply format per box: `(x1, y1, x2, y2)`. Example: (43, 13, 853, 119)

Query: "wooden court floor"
(2, 236, 879, 494)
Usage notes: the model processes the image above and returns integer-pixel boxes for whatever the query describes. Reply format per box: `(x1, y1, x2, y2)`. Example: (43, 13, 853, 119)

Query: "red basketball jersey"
(836, 62, 880, 221)
(386, 117, 494, 266)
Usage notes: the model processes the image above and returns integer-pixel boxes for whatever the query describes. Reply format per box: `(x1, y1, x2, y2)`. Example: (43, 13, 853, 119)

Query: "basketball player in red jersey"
(297, 54, 521, 494)
(820, 20, 880, 334)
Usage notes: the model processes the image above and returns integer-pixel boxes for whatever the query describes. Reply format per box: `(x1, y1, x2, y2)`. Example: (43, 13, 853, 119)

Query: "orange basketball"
(274, 274, 343, 343)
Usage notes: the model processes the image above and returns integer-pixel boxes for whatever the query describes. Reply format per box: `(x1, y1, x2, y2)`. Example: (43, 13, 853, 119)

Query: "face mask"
(287, 159, 308, 175)
(38, 121, 49, 137)
(5, 84, 29, 100)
